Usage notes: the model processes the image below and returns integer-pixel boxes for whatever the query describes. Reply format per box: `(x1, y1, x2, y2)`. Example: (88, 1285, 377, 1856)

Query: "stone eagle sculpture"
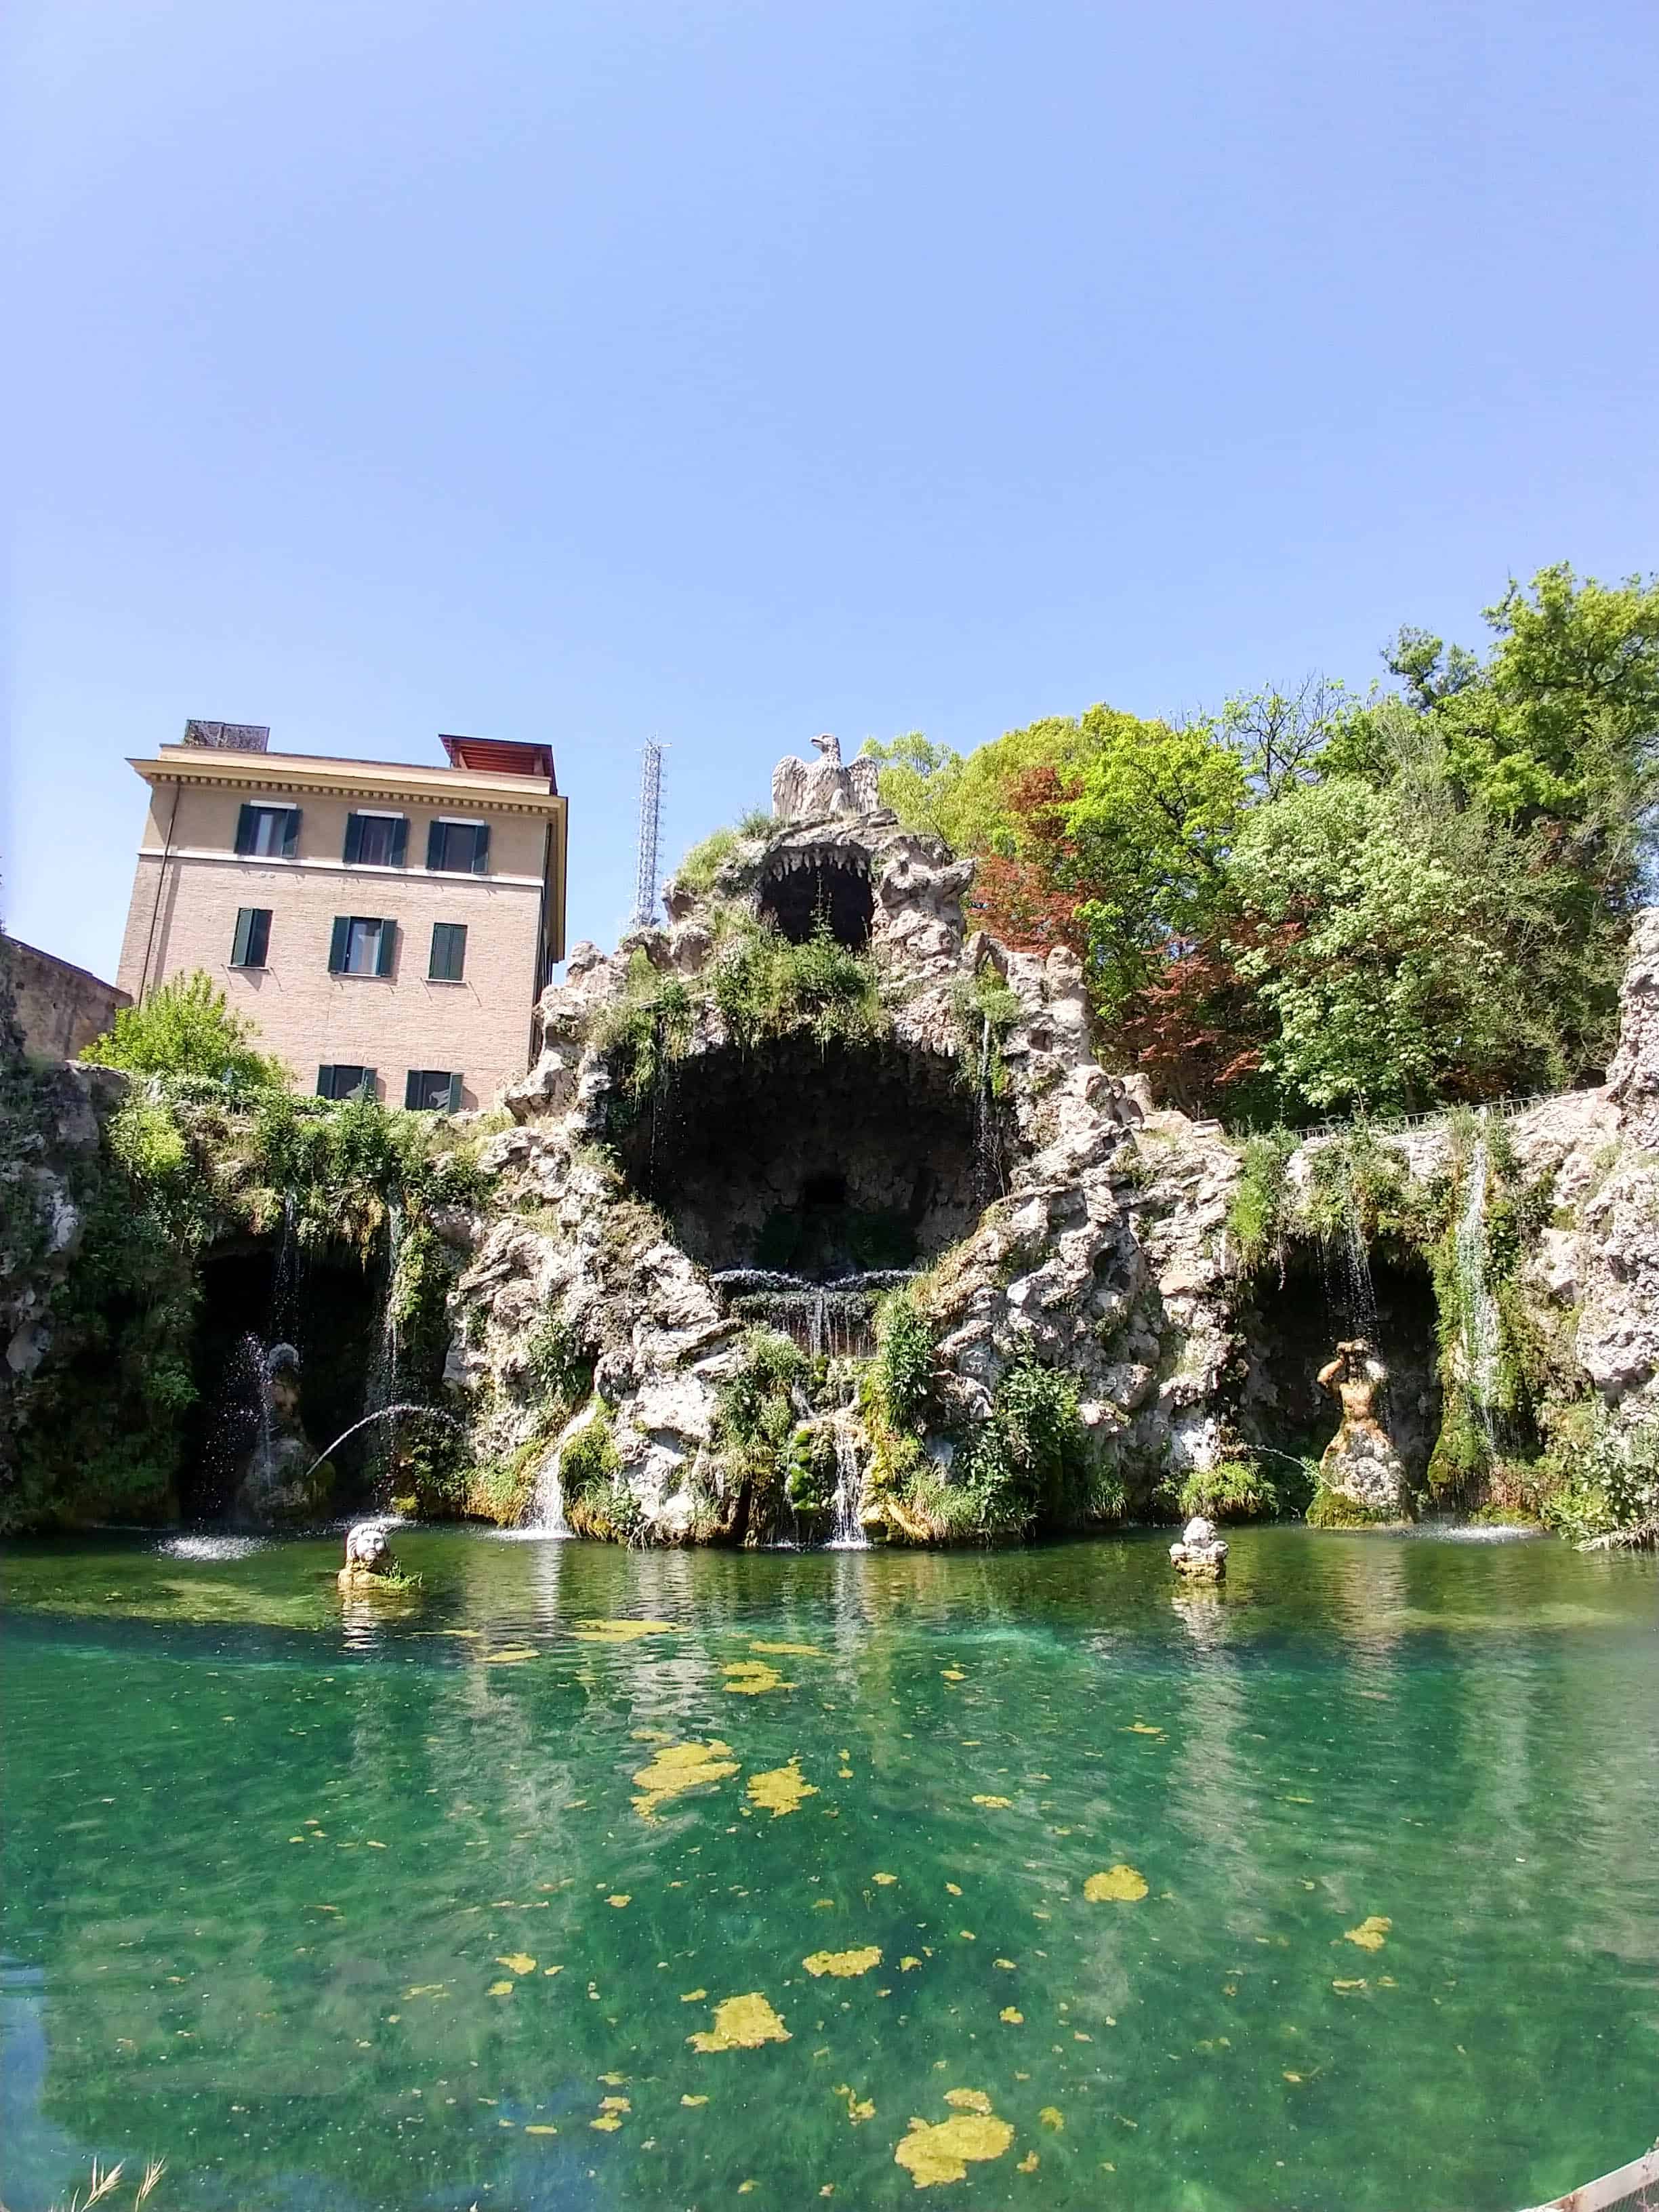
(771, 734, 882, 822)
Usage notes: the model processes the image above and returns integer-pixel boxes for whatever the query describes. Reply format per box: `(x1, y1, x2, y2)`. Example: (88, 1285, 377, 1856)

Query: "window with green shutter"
(230, 907, 271, 968)
(328, 917, 396, 976)
(316, 1065, 376, 1101)
(428, 922, 467, 980)
(234, 804, 300, 858)
(404, 1069, 463, 1111)
(343, 813, 408, 867)
(425, 820, 490, 874)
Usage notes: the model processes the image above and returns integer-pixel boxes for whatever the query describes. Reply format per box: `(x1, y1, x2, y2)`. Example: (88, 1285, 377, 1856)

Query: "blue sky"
(7, 0, 1656, 978)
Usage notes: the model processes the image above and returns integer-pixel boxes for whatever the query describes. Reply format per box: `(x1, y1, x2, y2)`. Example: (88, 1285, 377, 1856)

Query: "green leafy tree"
(82, 972, 289, 1089)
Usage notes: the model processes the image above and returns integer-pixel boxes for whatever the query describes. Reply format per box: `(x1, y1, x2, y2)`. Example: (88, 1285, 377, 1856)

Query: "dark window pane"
(346, 813, 406, 867)
(237, 804, 294, 859)
(426, 821, 488, 874)
(405, 1069, 462, 1111)
(319, 1065, 373, 1101)
(429, 922, 467, 980)
(230, 907, 270, 967)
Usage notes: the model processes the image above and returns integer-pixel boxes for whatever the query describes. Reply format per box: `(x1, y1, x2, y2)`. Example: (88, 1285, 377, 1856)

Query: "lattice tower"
(632, 739, 665, 928)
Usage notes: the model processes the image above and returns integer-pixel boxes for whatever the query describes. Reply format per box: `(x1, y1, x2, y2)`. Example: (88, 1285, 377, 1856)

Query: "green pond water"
(2, 1525, 1655, 2212)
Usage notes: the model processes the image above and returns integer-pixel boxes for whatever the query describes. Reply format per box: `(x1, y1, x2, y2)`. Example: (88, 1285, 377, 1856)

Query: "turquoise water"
(2, 1526, 1656, 2211)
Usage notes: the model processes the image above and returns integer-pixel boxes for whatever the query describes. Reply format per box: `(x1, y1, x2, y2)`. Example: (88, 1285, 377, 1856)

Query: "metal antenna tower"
(632, 739, 665, 928)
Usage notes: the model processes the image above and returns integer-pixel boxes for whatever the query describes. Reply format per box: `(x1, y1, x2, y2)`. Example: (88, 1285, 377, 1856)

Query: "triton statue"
(1316, 1337, 1408, 1514)
(771, 734, 881, 823)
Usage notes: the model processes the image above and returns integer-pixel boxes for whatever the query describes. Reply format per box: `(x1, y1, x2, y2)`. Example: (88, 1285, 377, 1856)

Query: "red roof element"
(440, 734, 557, 788)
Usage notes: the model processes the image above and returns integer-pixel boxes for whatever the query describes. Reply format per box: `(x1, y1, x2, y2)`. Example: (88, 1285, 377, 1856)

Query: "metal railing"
(1300, 1084, 1599, 1145)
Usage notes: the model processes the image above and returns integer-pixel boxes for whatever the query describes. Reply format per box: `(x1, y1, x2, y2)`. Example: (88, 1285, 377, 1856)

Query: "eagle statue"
(771, 734, 882, 822)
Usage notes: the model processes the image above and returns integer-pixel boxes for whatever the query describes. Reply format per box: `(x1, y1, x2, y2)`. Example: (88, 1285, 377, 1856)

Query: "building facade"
(115, 722, 567, 1108)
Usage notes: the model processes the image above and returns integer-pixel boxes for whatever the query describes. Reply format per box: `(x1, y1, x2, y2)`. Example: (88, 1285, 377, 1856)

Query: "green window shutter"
(234, 804, 257, 857)
(317, 1065, 333, 1098)
(328, 917, 350, 973)
(388, 817, 408, 868)
(472, 823, 491, 874)
(447, 1072, 463, 1112)
(404, 1071, 422, 1109)
(426, 821, 444, 871)
(232, 908, 253, 965)
(343, 814, 363, 865)
(282, 808, 301, 858)
(375, 918, 396, 977)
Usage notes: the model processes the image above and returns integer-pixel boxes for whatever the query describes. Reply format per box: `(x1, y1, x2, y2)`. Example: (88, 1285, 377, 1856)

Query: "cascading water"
(712, 1269, 918, 1358)
(972, 1010, 1006, 1206)
(518, 1404, 596, 1538)
(1456, 1132, 1501, 1457)
(826, 1415, 868, 1550)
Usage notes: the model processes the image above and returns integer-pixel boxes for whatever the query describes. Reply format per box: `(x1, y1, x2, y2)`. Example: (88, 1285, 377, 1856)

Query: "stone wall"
(3, 937, 129, 1063)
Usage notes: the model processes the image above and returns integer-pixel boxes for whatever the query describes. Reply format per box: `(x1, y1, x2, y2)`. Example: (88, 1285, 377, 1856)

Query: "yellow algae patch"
(598, 2095, 631, 2113)
(940, 1668, 966, 1682)
(994, 1959, 1017, 1970)
(722, 1659, 792, 1695)
(688, 1993, 791, 2051)
(1343, 1916, 1392, 1952)
(747, 1758, 819, 1818)
(1018, 2152, 1040, 2173)
(1039, 2107, 1064, 2131)
(569, 1618, 676, 1643)
(835, 2084, 876, 2125)
(495, 1954, 536, 1976)
(1084, 1865, 1149, 1903)
(804, 1946, 882, 1979)
(971, 1795, 1012, 1809)
(632, 1738, 739, 1821)
(750, 1640, 822, 1656)
(1000, 2007, 1024, 2024)
(680, 1988, 709, 2002)
(944, 2089, 993, 2114)
(1332, 1978, 1368, 1992)
(590, 2114, 622, 2131)
(486, 1980, 515, 1997)
(872, 1872, 898, 1885)
(894, 2111, 1015, 2188)
(524, 2124, 558, 2135)
(607, 1895, 631, 1908)
(901, 1957, 922, 1972)
(681, 2093, 709, 2107)
(1123, 1722, 1165, 1737)
(481, 1647, 539, 1665)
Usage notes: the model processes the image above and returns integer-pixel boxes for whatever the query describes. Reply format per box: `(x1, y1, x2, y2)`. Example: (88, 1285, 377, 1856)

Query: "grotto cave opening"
(756, 846, 874, 949)
(185, 1244, 388, 1519)
(1236, 1247, 1443, 1487)
(615, 1034, 1002, 1314)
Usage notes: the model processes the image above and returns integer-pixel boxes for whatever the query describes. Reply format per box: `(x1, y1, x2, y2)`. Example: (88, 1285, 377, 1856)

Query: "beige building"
(116, 721, 567, 1108)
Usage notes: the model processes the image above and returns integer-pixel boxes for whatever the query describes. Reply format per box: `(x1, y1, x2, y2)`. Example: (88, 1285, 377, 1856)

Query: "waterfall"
(1456, 1133, 1500, 1454)
(972, 1010, 1005, 1206)
(826, 1417, 868, 1550)
(524, 1405, 594, 1536)
(361, 1200, 405, 1495)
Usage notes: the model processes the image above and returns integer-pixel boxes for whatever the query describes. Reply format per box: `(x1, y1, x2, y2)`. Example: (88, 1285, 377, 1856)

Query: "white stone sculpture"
(771, 735, 881, 822)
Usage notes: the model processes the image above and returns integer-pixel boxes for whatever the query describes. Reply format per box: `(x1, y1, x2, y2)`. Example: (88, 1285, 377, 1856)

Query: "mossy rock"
(1305, 1486, 1406, 1529)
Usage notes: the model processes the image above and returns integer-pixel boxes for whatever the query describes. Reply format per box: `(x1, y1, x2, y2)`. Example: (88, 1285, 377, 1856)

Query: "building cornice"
(127, 747, 567, 820)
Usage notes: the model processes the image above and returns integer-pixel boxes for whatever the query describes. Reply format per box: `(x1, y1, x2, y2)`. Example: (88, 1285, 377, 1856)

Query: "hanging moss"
(949, 968, 1024, 1099)
(1306, 1486, 1399, 1528)
(1226, 1128, 1298, 1275)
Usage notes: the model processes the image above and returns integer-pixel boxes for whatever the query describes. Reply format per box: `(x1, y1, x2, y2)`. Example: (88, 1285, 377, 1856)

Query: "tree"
(82, 972, 290, 1089)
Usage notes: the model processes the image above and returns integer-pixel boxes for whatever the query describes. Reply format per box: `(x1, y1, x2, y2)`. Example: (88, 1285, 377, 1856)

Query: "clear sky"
(7, 0, 1656, 979)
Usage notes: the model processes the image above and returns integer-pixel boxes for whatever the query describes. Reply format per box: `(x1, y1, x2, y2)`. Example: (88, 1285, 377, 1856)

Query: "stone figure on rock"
(771, 735, 882, 823)
(1316, 1338, 1408, 1517)
(338, 1521, 399, 1589)
(1169, 1514, 1228, 1580)
(233, 1343, 331, 1526)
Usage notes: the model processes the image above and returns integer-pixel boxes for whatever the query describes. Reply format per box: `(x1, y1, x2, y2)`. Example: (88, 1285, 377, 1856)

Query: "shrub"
(1177, 1456, 1281, 1522)
(1227, 1129, 1297, 1274)
(82, 972, 289, 1090)
(872, 1292, 935, 1432)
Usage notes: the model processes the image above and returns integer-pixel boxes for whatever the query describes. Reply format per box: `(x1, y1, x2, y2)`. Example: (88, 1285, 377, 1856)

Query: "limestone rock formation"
(460, 799, 1245, 1542)
(1169, 1513, 1228, 1579)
